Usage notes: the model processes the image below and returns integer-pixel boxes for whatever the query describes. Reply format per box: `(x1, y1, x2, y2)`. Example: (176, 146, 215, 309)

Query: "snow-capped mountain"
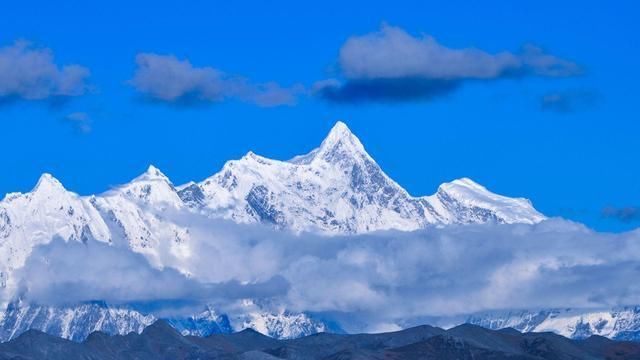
(465, 307, 640, 341)
(0, 300, 329, 342)
(0, 165, 191, 293)
(0, 301, 155, 342)
(88, 165, 191, 266)
(165, 306, 233, 337)
(0, 121, 548, 342)
(226, 299, 331, 340)
(0, 121, 545, 283)
(184, 121, 545, 233)
(0, 175, 111, 294)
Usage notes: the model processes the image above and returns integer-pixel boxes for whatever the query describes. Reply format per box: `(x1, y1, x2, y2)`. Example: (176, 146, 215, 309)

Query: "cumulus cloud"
(603, 206, 640, 223)
(315, 25, 581, 103)
(0, 41, 90, 102)
(7, 212, 640, 332)
(130, 53, 303, 107)
(540, 90, 600, 113)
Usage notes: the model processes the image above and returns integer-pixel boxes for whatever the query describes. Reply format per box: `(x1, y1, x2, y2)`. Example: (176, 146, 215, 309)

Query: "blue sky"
(0, 0, 638, 231)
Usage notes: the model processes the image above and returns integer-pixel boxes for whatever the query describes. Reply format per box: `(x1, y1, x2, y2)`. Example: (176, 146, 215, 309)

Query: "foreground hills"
(1, 320, 639, 360)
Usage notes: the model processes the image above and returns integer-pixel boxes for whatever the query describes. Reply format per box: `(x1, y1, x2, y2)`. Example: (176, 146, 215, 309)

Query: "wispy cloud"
(315, 25, 582, 103)
(540, 90, 600, 113)
(130, 53, 303, 107)
(0, 41, 90, 102)
(63, 112, 92, 133)
(603, 206, 640, 223)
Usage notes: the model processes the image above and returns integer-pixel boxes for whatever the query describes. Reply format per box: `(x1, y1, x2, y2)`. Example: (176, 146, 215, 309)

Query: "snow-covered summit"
(99, 165, 182, 207)
(430, 177, 545, 225)
(289, 121, 369, 166)
(0, 174, 111, 289)
(182, 121, 545, 233)
(89, 165, 189, 261)
(32, 173, 66, 194)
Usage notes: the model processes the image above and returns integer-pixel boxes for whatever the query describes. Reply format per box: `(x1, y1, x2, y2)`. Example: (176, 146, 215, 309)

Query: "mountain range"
(2, 319, 640, 360)
(2, 121, 638, 344)
(0, 121, 544, 281)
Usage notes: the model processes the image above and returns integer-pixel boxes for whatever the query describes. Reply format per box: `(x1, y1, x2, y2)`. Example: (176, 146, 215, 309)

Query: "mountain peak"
(437, 177, 500, 200)
(322, 121, 360, 147)
(329, 120, 350, 135)
(289, 121, 369, 165)
(32, 173, 66, 194)
(132, 165, 171, 183)
(145, 165, 164, 177)
(436, 177, 546, 224)
(442, 178, 486, 192)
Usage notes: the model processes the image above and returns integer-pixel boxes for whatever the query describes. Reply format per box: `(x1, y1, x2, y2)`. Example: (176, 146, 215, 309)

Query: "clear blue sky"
(0, 0, 638, 231)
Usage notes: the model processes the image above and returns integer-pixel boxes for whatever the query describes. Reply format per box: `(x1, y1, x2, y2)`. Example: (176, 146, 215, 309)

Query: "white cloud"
(130, 53, 303, 107)
(316, 25, 582, 103)
(339, 25, 580, 80)
(64, 112, 92, 133)
(7, 213, 640, 332)
(0, 41, 90, 101)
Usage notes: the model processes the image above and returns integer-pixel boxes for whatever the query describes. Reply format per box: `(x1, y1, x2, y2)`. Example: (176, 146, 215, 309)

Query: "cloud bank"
(315, 25, 582, 103)
(6, 212, 640, 332)
(130, 53, 302, 107)
(13, 237, 289, 308)
(0, 41, 90, 102)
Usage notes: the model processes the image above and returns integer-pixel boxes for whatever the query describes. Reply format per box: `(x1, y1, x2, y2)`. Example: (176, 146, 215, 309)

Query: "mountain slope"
(0, 175, 111, 293)
(89, 165, 191, 266)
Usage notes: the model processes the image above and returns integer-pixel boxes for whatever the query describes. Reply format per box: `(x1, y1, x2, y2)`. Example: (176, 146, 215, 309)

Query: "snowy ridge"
(0, 301, 155, 342)
(229, 299, 330, 340)
(465, 307, 640, 341)
(0, 300, 329, 342)
(165, 306, 232, 337)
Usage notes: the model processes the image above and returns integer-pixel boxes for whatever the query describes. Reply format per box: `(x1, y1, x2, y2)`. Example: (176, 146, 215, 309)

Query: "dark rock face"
(177, 183, 207, 208)
(245, 185, 285, 225)
(0, 209, 11, 239)
(2, 321, 640, 360)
